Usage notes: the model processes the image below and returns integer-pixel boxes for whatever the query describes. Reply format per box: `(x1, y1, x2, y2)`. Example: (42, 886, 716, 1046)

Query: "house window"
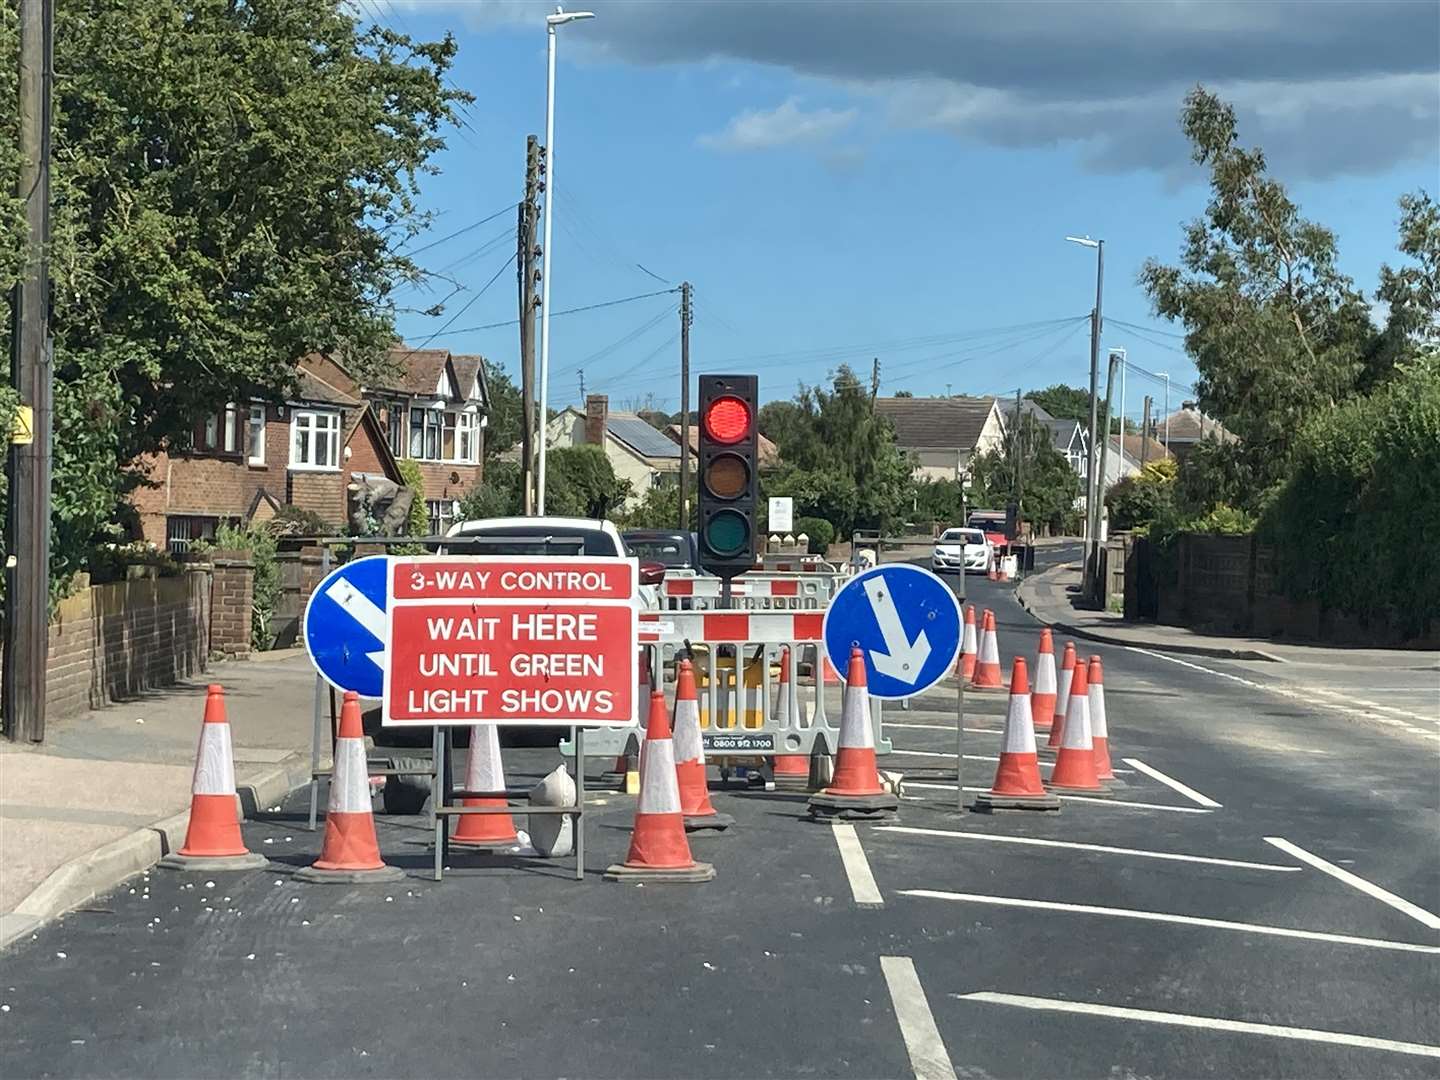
(247, 404, 266, 466)
(290, 410, 341, 470)
(426, 499, 459, 535)
(191, 404, 240, 456)
(408, 407, 479, 464)
(386, 402, 406, 459)
(166, 515, 219, 555)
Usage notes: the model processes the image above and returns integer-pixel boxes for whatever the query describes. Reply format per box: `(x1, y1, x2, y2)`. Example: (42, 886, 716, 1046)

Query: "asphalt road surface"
(3, 542, 1437, 1078)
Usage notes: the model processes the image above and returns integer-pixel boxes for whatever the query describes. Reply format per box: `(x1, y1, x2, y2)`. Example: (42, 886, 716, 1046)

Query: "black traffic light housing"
(696, 374, 759, 579)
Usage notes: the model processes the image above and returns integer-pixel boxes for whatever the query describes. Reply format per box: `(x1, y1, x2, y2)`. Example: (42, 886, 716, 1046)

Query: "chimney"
(584, 394, 609, 446)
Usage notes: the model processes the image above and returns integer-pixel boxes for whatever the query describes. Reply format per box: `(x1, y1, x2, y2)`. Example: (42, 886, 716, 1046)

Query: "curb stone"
(0, 751, 310, 952)
(1015, 566, 1283, 663)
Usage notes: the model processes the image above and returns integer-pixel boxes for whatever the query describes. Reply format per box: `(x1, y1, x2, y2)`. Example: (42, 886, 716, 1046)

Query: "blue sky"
(377, 1, 1439, 426)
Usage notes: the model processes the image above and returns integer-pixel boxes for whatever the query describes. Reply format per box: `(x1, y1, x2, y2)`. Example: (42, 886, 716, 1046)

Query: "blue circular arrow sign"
(303, 555, 390, 698)
(822, 563, 962, 700)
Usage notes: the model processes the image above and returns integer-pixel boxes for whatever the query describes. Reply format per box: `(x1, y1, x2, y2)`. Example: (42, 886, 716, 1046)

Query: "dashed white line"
(955, 992, 1440, 1059)
(1263, 837, 1440, 930)
(881, 957, 958, 1080)
(899, 890, 1440, 954)
(878, 826, 1300, 872)
(832, 822, 883, 907)
(1122, 757, 1223, 808)
(903, 781, 1213, 813)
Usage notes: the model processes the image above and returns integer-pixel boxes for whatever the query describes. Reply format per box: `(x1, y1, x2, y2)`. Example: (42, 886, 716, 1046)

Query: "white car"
(931, 527, 990, 574)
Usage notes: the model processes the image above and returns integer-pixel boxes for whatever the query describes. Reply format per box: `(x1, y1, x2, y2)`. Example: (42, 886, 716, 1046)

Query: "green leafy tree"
(1365, 191, 1440, 389)
(1140, 87, 1373, 504)
(613, 483, 688, 532)
(0, 1, 467, 587)
(395, 459, 430, 537)
(1027, 385, 1106, 428)
(763, 366, 913, 538)
(1106, 459, 1177, 531)
(545, 445, 630, 519)
(911, 478, 967, 530)
(482, 361, 522, 460)
(457, 460, 523, 521)
(967, 414, 1080, 532)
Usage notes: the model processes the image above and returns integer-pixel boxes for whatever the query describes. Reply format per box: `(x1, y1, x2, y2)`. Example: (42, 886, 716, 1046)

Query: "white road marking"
(955, 992, 1440, 1059)
(1129, 647, 1440, 733)
(1264, 837, 1440, 930)
(903, 781, 1212, 813)
(885, 723, 1004, 735)
(1122, 757, 1222, 808)
(832, 822, 883, 907)
(881, 957, 958, 1080)
(899, 890, 1440, 955)
(878, 826, 1300, 872)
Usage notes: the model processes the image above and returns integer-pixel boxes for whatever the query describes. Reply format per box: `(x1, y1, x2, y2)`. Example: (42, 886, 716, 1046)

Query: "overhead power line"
(393, 250, 516, 363)
(423, 287, 680, 338)
(402, 204, 518, 258)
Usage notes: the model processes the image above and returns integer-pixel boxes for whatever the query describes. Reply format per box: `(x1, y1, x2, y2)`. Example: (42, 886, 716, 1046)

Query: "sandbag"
(527, 765, 575, 857)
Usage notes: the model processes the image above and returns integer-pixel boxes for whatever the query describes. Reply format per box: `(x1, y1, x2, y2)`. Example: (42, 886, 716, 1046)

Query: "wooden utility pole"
(4, 0, 54, 743)
(870, 357, 880, 401)
(518, 136, 541, 515)
(1013, 386, 1024, 533)
(678, 281, 692, 531)
(1091, 350, 1120, 603)
(1140, 396, 1153, 466)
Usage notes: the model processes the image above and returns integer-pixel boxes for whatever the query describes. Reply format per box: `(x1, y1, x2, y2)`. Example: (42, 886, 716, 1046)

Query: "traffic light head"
(697, 375, 759, 578)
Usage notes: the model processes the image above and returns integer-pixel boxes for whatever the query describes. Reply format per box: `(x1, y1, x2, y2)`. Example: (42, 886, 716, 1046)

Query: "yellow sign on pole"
(11, 405, 33, 445)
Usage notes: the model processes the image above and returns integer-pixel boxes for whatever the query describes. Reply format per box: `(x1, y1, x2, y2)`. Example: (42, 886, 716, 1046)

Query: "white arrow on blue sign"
(303, 554, 389, 698)
(822, 563, 962, 700)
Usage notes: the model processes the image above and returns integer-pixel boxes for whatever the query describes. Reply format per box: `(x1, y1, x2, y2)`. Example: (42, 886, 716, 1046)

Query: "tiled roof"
(1112, 433, 1172, 465)
(449, 354, 486, 405)
(1160, 405, 1236, 445)
(872, 396, 998, 452)
(372, 345, 453, 397)
(666, 424, 781, 468)
(295, 367, 361, 408)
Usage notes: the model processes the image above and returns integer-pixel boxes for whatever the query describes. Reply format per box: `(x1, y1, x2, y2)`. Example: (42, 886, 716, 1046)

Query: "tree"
(1140, 87, 1373, 503)
(1105, 459, 1177, 531)
(457, 460, 523, 521)
(545, 445, 629, 519)
(1365, 191, 1440, 389)
(0, 2, 466, 585)
(762, 365, 914, 538)
(482, 361, 522, 459)
(967, 414, 1080, 532)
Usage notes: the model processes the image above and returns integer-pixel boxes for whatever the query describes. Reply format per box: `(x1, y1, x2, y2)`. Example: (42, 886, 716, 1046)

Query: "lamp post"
(1065, 234, 1104, 600)
(535, 5, 595, 515)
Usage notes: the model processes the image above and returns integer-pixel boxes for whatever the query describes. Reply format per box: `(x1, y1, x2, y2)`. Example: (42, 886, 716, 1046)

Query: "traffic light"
(697, 374, 759, 578)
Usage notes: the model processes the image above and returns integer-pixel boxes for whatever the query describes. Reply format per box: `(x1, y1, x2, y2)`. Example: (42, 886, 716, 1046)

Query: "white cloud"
(698, 98, 857, 152)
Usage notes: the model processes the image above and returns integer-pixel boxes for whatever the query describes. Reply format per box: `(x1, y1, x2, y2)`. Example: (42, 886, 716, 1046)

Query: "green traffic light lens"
(704, 509, 750, 557)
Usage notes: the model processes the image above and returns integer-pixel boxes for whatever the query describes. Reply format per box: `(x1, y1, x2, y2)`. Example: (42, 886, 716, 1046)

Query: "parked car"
(932, 527, 991, 574)
(622, 528, 700, 572)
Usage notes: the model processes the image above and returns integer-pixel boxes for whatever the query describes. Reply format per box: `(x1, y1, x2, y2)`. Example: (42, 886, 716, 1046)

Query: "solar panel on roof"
(607, 416, 681, 458)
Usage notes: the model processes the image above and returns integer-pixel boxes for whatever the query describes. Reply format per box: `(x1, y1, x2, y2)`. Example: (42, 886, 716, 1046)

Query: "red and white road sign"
(382, 556, 638, 727)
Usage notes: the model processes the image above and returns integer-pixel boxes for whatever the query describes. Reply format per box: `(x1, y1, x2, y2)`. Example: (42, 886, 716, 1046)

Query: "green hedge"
(1261, 354, 1440, 636)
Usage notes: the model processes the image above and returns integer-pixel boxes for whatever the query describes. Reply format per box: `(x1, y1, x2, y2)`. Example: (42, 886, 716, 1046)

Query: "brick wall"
(3, 558, 257, 726)
(411, 459, 484, 509)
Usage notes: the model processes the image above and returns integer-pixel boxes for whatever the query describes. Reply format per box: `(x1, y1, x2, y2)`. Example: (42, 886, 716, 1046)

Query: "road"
(3, 542, 1437, 1078)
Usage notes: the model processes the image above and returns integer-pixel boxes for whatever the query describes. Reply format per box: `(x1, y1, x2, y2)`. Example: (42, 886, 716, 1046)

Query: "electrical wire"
(553, 306, 674, 377)
(402, 205, 518, 259)
(393, 251, 516, 363)
(426, 287, 680, 338)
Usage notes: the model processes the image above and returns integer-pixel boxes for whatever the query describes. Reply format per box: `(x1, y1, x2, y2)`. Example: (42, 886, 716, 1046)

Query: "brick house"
(132, 344, 489, 551)
(361, 346, 489, 534)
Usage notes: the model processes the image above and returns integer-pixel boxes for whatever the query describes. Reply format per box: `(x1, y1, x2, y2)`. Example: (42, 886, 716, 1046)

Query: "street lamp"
(535, 5, 595, 515)
(1066, 234, 1104, 600)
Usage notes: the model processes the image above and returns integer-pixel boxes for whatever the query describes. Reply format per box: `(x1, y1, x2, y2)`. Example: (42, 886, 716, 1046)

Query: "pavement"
(2, 546, 1438, 1077)
(0, 650, 318, 947)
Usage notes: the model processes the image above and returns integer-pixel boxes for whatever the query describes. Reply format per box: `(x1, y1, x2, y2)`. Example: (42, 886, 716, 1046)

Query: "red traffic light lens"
(703, 395, 751, 444)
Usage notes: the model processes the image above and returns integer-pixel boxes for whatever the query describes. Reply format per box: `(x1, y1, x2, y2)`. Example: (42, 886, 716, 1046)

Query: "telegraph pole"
(518, 136, 541, 515)
(1083, 241, 1105, 600)
(1013, 386, 1024, 534)
(1092, 349, 1120, 601)
(4, 0, 55, 743)
(678, 281, 692, 531)
(1140, 396, 1153, 466)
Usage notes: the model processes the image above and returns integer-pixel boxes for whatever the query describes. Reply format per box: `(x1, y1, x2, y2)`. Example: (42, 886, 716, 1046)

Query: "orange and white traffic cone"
(160, 685, 267, 871)
(1047, 641, 1077, 749)
(296, 691, 405, 883)
(673, 660, 734, 831)
(1045, 658, 1110, 796)
(1031, 629, 1057, 731)
(605, 690, 715, 882)
(808, 648, 899, 822)
(1087, 656, 1123, 787)
(974, 659, 1060, 812)
(954, 605, 978, 681)
(969, 610, 1004, 689)
(450, 724, 520, 849)
(771, 647, 810, 791)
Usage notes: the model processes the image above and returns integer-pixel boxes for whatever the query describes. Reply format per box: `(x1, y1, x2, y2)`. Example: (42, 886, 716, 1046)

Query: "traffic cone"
(771, 647, 810, 791)
(974, 659, 1059, 812)
(1087, 656, 1123, 787)
(954, 605, 978, 681)
(159, 686, 267, 871)
(1047, 641, 1077, 749)
(969, 610, 1004, 689)
(1046, 658, 1110, 796)
(606, 690, 715, 882)
(297, 691, 405, 882)
(450, 724, 520, 849)
(673, 660, 734, 831)
(1031, 629, 1057, 731)
(808, 648, 899, 821)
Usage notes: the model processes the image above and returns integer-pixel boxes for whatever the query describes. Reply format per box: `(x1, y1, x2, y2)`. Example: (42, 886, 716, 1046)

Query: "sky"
(374, 0, 1440, 428)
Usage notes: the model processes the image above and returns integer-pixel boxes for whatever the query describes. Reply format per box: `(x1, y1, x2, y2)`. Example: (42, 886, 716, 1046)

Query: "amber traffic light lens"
(703, 453, 749, 499)
(703, 395, 751, 444)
